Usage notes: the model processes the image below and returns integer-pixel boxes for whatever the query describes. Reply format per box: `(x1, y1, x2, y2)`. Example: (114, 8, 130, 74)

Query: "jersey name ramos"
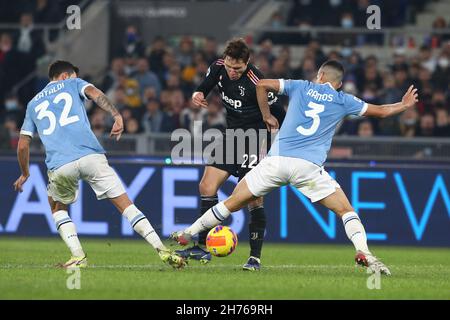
(269, 80, 367, 166)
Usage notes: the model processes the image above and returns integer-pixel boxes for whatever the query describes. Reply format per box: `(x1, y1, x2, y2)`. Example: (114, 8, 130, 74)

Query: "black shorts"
(206, 128, 271, 181)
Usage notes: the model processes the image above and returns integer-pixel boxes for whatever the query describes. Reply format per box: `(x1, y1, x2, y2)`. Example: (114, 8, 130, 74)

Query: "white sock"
(53, 210, 85, 257)
(342, 212, 371, 255)
(123, 204, 165, 251)
(185, 201, 231, 236)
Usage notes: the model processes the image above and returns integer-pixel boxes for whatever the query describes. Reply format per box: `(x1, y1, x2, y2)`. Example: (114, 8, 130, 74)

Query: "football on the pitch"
(206, 226, 238, 257)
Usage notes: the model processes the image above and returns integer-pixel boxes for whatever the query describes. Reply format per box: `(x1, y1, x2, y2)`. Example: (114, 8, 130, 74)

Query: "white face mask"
(438, 58, 449, 69)
(5, 100, 19, 111)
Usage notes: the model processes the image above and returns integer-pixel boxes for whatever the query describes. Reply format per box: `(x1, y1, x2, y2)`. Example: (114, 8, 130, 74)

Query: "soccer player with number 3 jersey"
(172, 60, 420, 275)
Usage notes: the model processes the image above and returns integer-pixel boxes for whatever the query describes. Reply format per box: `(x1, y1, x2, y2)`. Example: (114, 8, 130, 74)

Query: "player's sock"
(53, 210, 85, 257)
(248, 206, 266, 259)
(198, 195, 218, 247)
(342, 211, 371, 255)
(123, 204, 165, 251)
(185, 201, 231, 236)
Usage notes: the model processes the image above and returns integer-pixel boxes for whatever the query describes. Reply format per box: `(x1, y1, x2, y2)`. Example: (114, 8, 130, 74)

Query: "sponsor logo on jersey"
(221, 91, 242, 108)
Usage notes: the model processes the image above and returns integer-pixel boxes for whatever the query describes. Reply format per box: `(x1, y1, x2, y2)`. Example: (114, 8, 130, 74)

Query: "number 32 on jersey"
(34, 92, 80, 135)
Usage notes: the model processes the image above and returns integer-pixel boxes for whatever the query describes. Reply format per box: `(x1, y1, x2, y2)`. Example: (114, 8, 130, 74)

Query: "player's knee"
(335, 205, 355, 217)
(248, 196, 263, 207)
(199, 180, 218, 196)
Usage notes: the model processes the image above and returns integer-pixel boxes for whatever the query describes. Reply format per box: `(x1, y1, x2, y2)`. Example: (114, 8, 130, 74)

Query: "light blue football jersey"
(21, 78, 105, 170)
(269, 79, 367, 166)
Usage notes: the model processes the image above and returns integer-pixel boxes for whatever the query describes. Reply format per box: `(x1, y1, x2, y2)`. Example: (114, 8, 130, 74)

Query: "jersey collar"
(325, 82, 336, 90)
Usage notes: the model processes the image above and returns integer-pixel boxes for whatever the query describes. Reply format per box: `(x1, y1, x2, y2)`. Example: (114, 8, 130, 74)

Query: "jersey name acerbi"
(222, 92, 242, 108)
(307, 89, 333, 102)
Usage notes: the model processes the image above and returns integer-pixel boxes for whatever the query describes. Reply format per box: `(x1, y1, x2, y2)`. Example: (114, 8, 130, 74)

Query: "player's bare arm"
(85, 86, 124, 141)
(13, 135, 32, 192)
(363, 85, 419, 118)
(256, 79, 280, 132)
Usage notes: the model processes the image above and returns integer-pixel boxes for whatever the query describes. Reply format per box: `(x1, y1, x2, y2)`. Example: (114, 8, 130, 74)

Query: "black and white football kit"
(197, 59, 286, 180)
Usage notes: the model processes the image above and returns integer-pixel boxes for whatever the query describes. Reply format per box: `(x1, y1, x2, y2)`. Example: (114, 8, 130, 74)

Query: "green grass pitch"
(0, 237, 449, 299)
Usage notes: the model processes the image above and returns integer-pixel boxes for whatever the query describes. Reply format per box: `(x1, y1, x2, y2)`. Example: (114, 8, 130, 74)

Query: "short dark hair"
(48, 60, 79, 79)
(320, 59, 345, 83)
(223, 38, 250, 62)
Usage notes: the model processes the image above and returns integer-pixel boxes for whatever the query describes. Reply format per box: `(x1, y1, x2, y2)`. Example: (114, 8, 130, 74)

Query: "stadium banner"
(0, 157, 449, 246)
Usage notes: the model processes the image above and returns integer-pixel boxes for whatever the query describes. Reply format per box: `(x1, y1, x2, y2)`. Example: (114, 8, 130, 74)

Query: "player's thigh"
(47, 161, 80, 205)
(291, 161, 341, 204)
(319, 188, 354, 217)
(78, 153, 126, 201)
(199, 166, 231, 195)
(243, 156, 289, 199)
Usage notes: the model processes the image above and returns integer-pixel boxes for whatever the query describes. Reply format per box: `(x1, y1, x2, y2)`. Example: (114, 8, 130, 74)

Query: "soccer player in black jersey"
(176, 38, 285, 271)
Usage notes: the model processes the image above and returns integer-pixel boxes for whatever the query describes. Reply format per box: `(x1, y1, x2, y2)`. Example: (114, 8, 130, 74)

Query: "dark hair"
(223, 38, 250, 62)
(320, 59, 345, 83)
(48, 60, 79, 79)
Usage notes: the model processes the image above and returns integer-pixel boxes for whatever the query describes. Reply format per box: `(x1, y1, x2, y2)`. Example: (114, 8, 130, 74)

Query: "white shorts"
(47, 153, 126, 204)
(244, 156, 340, 203)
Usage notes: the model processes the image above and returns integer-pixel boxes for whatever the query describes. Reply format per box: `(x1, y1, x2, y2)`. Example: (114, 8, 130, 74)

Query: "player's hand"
(402, 85, 419, 109)
(263, 115, 279, 133)
(110, 114, 124, 141)
(192, 92, 208, 108)
(13, 174, 29, 193)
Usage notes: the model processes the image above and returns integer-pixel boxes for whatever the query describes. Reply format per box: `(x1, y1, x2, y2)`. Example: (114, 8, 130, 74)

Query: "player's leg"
(47, 162, 87, 268)
(173, 177, 256, 244)
(198, 166, 230, 245)
(109, 193, 166, 251)
(171, 156, 288, 245)
(80, 154, 185, 268)
(318, 188, 391, 275)
(318, 188, 371, 255)
(176, 166, 230, 262)
(243, 196, 266, 271)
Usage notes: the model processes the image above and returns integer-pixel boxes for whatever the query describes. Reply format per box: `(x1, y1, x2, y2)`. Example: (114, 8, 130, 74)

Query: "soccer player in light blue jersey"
(172, 60, 419, 275)
(13, 60, 185, 269)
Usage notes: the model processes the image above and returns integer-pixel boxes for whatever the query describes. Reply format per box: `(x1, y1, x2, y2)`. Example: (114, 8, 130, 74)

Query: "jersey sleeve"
(278, 79, 307, 96)
(343, 93, 368, 116)
(20, 105, 36, 137)
(195, 60, 222, 96)
(75, 78, 94, 100)
(250, 65, 280, 106)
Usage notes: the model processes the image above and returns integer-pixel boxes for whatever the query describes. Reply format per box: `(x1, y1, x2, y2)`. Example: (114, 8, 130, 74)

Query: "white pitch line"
(0, 264, 448, 270)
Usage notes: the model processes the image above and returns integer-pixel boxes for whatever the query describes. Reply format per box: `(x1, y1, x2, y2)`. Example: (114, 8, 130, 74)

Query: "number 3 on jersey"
(34, 92, 80, 135)
(296, 101, 324, 136)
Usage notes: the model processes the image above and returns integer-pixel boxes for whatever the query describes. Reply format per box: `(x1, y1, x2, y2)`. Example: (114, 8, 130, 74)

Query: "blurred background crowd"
(0, 0, 449, 152)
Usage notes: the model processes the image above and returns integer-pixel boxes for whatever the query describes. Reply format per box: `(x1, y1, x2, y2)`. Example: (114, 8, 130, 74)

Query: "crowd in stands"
(0, 1, 449, 152)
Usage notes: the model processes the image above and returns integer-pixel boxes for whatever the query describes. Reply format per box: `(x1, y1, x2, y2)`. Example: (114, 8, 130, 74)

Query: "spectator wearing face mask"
(13, 13, 45, 66)
(118, 25, 145, 58)
(399, 107, 418, 137)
